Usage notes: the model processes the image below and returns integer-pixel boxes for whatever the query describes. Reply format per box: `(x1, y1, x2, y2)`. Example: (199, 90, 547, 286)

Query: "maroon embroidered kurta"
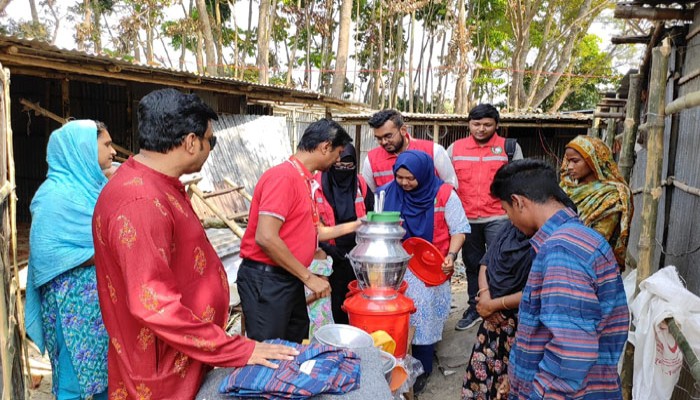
(93, 158, 255, 399)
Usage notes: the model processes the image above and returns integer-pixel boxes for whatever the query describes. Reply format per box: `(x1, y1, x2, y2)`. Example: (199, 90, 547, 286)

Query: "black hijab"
(322, 144, 359, 249)
(484, 221, 534, 298)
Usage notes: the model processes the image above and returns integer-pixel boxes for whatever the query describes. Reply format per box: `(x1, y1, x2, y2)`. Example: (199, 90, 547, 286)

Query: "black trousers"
(237, 259, 309, 343)
(461, 219, 509, 309)
(328, 256, 355, 324)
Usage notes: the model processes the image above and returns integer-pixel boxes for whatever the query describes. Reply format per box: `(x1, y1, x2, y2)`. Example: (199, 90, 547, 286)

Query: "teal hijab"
(26, 120, 107, 352)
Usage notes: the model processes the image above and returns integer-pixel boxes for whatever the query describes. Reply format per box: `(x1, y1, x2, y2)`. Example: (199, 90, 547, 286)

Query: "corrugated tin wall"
(192, 115, 292, 219)
(339, 122, 582, 169)
(660, 12, 700, 295)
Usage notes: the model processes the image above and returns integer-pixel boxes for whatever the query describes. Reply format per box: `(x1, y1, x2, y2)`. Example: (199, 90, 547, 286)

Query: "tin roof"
(336, 111, 593, 128)
(0, 35, 367, 111)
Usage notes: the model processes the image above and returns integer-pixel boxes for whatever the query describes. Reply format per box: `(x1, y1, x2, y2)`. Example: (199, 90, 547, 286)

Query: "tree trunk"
(435, 30, 448, 113)
(257, 0, 272, 83)
(377, 6, 385, 108)
(0, 0, 11, 15)
(454, 0, 469, 114)
(196, 0, 218, 76)
(390, 14, 404, 109)
(29, 0, 40, 24)
(215, 0, 225, 75)
(195, 29, 204, 74)
(304, 2, 312, 88)
(331, 0, 353, 98)
(422, 35, 435, 113)
(547, 83, 573, 112)
(408, 11, 415, 113)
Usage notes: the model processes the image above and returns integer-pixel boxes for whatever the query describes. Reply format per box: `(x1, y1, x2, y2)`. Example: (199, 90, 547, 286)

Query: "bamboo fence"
(0, 63, 28, 398)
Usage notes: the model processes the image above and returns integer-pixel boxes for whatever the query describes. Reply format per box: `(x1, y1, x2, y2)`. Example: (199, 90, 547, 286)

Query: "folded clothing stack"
(219, 339, 361, 399)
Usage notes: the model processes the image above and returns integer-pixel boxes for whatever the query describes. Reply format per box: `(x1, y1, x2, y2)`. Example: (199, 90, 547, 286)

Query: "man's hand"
(305, 274, 331, 298)
(247, 341, 300, 369)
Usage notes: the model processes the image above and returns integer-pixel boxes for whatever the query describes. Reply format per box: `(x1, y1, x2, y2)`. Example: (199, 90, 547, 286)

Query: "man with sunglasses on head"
(362, 109, 457, 192)
(92, 89, 298, 400)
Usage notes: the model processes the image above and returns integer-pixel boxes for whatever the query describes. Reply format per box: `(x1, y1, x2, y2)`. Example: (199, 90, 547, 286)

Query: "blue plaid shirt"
(508, 208, 629, 400)
(220, 340, 361, 399)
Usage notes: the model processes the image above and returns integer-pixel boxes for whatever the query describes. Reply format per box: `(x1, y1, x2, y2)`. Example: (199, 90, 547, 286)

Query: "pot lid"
(402, 237, 450, 287)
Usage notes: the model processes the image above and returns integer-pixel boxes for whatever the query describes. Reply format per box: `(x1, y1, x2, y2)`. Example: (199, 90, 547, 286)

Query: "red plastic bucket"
(342, 292, 416, 358)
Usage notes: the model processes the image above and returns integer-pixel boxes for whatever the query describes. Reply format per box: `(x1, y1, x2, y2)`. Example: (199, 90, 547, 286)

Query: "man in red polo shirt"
(362, 109, 457, 191)
(448, 104, 523, 331)
(238, 119, 359, 343)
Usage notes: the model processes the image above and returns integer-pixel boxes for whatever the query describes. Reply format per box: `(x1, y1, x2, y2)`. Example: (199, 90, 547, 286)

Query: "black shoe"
(413, 372, 430, 394)
(455, 308, 482, 331)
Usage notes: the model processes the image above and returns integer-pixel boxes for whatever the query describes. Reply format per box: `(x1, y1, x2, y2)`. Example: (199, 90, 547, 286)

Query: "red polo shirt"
(240, 158, 318, 268)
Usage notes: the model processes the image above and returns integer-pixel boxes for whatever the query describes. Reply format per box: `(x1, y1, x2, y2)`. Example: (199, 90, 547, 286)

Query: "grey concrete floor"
(28, 275, 477, 400)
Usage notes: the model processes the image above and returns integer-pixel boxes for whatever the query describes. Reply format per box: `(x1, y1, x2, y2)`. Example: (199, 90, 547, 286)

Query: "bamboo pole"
(1, 65, 27, 399)
(19, 98, 134, 157)
(189, 183, 246, 239)
(620, 74, 642, 182)
(614, 5, 694, 21)
(605, 114, 617, 149)
(666, 317, 700, 382)
(664, 90, 700, 115)
(637, 37, 670, 286)
(622, 39, 671, 400)
(223, 178, 253, 202)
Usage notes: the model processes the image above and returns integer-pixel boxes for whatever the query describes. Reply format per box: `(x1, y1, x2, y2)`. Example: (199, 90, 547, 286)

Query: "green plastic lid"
(367, 211, 401, 222)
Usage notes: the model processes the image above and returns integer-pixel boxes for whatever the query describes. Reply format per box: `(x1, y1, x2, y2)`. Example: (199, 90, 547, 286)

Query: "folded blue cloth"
(219, 339, 361, 399)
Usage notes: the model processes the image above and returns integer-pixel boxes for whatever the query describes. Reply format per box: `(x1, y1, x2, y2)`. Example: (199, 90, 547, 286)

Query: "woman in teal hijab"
(27, 120, 116, 400)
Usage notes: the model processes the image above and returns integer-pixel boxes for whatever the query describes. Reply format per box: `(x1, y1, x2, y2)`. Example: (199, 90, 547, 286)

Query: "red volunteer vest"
(314, 173, 369, 246)
(452, 134, 508, 219)
(432, 184, 453, 255)
(368, 137, 434, 188)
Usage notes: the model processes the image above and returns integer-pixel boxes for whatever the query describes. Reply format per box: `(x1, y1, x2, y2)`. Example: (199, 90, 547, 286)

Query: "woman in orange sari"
(560, 135, 633, 268)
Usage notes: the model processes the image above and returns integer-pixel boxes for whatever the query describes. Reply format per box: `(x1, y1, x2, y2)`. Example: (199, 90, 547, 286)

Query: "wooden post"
(189, 183, 246, 239)
(0, 64, 27, 399)
(621, 38, 671, 400)
(620, 74, 641, 183)
(605, 113, 616, 149)
(355, 125, 362, 163)
(433, 124, 439, 144)
(590, 106, 601, 138)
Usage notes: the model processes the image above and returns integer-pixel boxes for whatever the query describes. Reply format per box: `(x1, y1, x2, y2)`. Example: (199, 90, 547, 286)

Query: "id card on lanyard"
(288, 156, 320, 247)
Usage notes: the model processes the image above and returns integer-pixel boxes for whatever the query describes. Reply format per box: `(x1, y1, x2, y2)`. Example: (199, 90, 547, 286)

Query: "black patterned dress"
(461, 310, 518, 399)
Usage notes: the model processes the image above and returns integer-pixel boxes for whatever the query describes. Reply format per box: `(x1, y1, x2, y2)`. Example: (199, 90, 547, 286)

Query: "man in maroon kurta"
(93, 89, 297, 399)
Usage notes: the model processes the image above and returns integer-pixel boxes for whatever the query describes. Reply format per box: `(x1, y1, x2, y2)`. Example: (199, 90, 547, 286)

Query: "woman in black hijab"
(316, 144, 374, 323)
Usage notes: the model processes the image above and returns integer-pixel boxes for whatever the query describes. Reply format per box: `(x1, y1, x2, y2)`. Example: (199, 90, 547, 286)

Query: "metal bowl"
(312, 324, 374, 349)
(378, 350, 397, 383)
(348, 258, 410, 291)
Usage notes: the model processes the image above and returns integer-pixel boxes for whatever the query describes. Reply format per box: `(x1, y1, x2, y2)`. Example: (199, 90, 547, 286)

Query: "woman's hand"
(441, 253, 455, 275)
(476, 297, 499, 319)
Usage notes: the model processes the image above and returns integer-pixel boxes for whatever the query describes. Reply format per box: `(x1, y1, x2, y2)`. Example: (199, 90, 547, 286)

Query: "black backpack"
(505, 138, 517, 162)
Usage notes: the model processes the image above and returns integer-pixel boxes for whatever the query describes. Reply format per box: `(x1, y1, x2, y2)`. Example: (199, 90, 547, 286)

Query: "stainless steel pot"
(347, 215, 412, 291)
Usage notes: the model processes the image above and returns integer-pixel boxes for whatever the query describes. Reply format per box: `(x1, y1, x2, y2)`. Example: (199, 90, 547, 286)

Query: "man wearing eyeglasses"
(92, 89, 299, 399)
(362, 109, 458, 192)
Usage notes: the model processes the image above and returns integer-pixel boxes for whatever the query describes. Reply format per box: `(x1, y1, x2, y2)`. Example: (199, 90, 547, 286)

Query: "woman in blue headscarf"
(26, 120, 116, 400)
(380, 150, 470, 393)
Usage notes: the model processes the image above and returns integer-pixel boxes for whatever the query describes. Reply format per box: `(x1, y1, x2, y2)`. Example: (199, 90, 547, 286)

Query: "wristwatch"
(447, 251, 458, 259)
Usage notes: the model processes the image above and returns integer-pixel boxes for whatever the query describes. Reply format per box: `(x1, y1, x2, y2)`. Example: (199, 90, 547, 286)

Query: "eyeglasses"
(334, 161, 355, 170)
(205, 135, 217, 150)
(375, 130, 400, 144)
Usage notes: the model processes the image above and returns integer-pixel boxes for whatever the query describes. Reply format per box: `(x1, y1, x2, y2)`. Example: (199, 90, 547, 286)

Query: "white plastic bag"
(630, 266, 700, 400)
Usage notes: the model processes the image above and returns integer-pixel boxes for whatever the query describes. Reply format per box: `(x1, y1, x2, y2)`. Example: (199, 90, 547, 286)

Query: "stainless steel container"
(347, 215, 412, 291)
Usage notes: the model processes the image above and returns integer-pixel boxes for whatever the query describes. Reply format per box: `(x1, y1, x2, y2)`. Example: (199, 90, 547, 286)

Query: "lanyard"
(288, 156, 320, 227)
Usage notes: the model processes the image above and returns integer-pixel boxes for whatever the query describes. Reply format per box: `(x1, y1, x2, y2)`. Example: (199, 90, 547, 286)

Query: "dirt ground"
(29, 274, 477, 400)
